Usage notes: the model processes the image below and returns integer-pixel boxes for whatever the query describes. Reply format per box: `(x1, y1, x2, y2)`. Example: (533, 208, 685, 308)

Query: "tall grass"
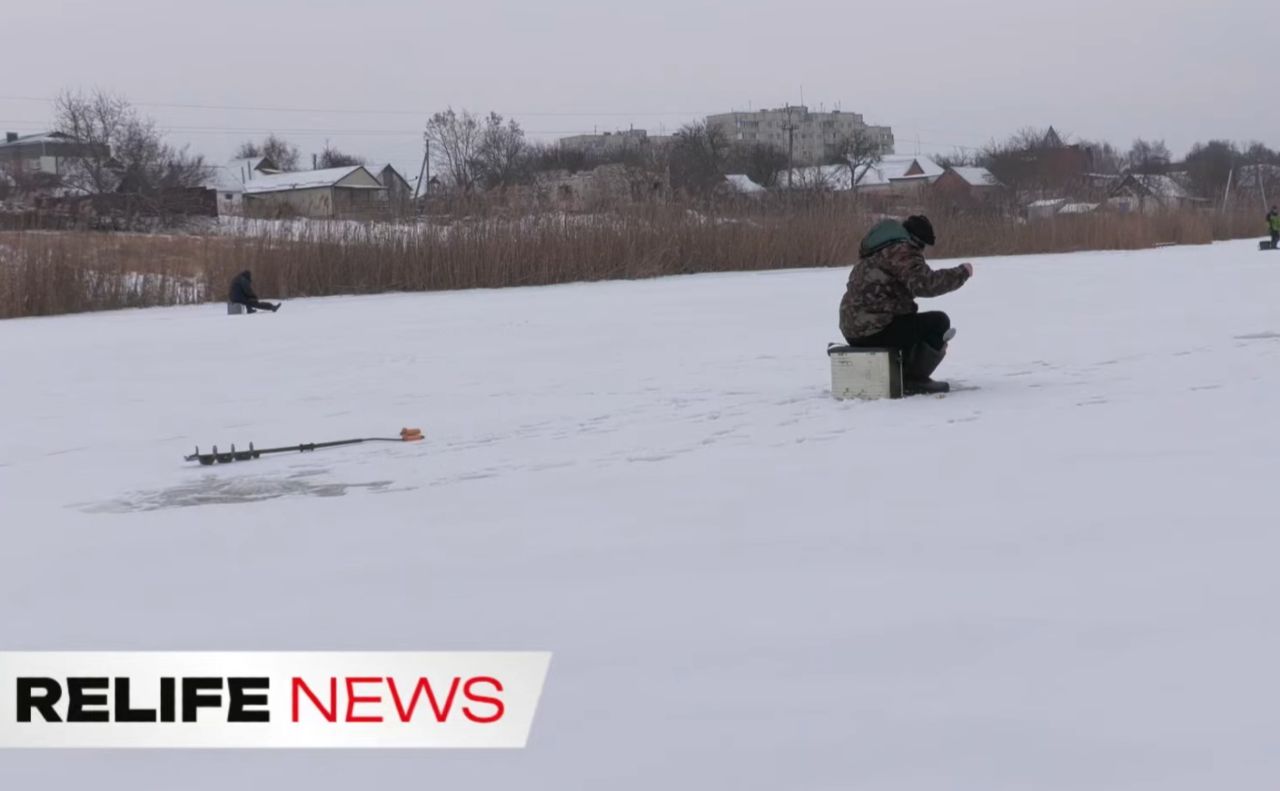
(0, 205, 1266, 320)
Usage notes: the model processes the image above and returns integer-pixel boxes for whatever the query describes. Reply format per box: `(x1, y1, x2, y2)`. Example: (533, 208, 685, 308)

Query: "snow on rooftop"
(1123, 174, 1203, 201)
(724, 174, 766, 194)
(858, 155, 944, 186)
(949, 166, 999, 187)
(1058, 202, 1100, 214)
(777, 156, 944, 191)
(242, 166, 380, 194)
(0, 131, 75, 147)
(202, 165, 246, 193)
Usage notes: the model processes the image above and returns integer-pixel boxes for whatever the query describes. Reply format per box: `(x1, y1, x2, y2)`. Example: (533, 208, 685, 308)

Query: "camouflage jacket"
(839, 229, 970, 341)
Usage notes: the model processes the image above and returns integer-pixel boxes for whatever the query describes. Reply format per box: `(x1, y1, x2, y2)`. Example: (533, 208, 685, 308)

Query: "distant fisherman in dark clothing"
(1268, 206, 1279, 250)
(229, 270, 279, 313)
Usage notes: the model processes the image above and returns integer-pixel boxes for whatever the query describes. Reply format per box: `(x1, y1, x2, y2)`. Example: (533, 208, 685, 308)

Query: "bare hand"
(961, 263, 974, 277)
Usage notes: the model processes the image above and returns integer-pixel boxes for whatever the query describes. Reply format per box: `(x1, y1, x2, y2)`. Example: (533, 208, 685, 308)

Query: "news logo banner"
(0, 652, 551, 748)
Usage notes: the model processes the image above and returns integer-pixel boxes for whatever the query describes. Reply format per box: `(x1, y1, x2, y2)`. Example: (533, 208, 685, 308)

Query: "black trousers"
(1271, 230, 1278, 249)
(237, 299, 276, 313)
(846, 311, 951, 351)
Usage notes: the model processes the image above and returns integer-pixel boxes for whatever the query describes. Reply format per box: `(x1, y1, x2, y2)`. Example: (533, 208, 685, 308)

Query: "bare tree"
(934, 149, 979, 169)
(1184, 140, 1240, 199)
(317, 142, 366, 169)
(728, 143, 788, 188)
(1126, 139, 1171, 174)
(235, 135, 300, 171)
(261, 135, 300, 171)
(979, 126, 1094, 200)
(668, 121, 731, 196)
(827, 128, 884, 192)
(53, 89, 208, 197)
(473, 113, 527, 189)
(53, 90, 130, 195)
(1243, 141, 1280, 166)
(1079, 139, 1124, 174)
(425, 108, 483, 191)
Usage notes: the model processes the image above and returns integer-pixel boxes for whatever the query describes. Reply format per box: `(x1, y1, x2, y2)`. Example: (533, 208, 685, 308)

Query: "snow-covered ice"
(2, 239, 1279, 789)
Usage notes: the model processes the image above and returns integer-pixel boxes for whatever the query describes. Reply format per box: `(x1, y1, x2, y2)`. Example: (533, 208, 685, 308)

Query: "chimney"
(5, 132, 17, 143)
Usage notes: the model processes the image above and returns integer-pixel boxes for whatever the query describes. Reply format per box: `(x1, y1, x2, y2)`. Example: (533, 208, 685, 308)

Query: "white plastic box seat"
(227, 302, 245, 315)
(828, 344, 903, 400)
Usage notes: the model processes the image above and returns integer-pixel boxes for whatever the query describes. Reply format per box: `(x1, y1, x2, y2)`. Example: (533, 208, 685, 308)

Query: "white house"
(0, 131, 91, 177)
(241, 166, 386, 219)
(201, 156, 281, 216)
(777, 155, 944, 194)
(1107, 173, 1207, 214)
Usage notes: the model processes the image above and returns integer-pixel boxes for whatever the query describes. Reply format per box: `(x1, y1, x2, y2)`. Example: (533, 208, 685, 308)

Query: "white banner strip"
(0, 652, 550, 749)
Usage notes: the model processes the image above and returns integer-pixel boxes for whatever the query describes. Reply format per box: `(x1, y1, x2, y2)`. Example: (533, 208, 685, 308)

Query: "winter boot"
(903, 341, 950, 395)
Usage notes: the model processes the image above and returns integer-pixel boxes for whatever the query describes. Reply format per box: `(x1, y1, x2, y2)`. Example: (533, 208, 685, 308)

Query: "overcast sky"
(2, 0, 1273, 176)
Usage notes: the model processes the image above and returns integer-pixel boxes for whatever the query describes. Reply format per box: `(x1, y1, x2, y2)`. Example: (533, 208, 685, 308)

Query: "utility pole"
(414, 133, 429, 201)
(784, 104, 797, 188)
(1258, 160, 1269, 210)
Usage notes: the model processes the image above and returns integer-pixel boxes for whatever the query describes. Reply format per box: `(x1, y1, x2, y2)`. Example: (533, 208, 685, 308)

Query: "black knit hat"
(903, 215, 936, 246)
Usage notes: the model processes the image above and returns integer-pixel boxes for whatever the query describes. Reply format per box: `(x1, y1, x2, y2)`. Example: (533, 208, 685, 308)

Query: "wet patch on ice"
(78, 472, 398, 513)
(1234, 331, 1280, 341)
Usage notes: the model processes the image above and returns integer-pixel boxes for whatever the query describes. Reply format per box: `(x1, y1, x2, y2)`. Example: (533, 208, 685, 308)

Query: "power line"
(0, 119, 623, 137)
(0, 94, 707, 118)
(0, 101, 998, 152)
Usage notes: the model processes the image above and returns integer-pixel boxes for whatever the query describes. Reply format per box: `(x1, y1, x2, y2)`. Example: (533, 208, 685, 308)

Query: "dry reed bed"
(0, 207, 1264, 320)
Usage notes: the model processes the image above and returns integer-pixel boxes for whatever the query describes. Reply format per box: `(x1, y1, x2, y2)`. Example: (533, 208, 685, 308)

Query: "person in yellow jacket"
(1268, 206, 1280, 250)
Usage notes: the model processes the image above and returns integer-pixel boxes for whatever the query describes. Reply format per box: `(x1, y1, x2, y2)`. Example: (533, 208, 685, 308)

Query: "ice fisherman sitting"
(839, 215, 973, 395)
(228, 270, 280, 314)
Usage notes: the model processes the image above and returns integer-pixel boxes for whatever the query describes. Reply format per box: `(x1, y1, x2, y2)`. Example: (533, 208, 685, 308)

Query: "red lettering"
(344, 677, 384, 723)
(291, 677, 337, 723)
(463, 677, 505, 724)
(386, 677, 460, 723)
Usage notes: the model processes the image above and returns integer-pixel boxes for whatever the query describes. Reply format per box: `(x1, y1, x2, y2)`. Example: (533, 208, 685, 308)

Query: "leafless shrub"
(425, 108, 484, 191)
(317, 143, 366, 169)
(236, 135, 301, 171)
(668, 122, 731, 197)
(473, 113, 528, 190)
(826, 129, 884, 194)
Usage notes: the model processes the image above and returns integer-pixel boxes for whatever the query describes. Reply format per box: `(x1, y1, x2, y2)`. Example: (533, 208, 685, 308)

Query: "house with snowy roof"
(1026, 197, 1068, 220)
(777, 155, 944, 194)
(229, 156, 280, 181)
(199, 156, 282, 216)
(363, 163, 413, 208)
(0, 131, 98, 177)
(931, 166, 1004, 208)
(1107, 173, 1207, 214)
(241, 165, 386, 218)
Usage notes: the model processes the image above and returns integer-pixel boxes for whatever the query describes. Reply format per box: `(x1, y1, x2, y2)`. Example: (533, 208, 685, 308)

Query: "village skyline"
(2, 0, 1274, 175)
